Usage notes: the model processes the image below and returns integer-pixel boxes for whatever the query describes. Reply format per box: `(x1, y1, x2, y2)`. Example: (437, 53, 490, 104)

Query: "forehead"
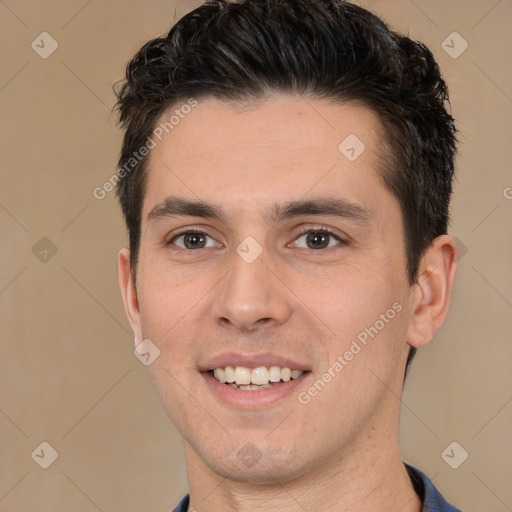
(142, 95, 391, 223)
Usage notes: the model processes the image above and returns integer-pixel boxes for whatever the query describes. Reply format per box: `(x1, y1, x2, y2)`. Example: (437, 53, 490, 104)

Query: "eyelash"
(166, 226, 346, 252)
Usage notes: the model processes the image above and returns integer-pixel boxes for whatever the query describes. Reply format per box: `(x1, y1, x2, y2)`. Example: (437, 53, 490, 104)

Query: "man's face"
(124, 96, 416, 482)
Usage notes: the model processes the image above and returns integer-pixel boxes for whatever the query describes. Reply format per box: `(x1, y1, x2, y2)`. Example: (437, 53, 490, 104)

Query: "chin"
(200, 442, 311, 485)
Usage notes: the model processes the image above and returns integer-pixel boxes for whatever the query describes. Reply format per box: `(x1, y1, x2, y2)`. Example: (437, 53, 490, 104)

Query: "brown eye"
(305, 232, 330, 249)
(169, 231, 216, 250)
(292, 229, 344, 250)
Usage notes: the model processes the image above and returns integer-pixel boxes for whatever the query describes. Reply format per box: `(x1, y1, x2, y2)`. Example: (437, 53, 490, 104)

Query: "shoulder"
(405, 463, 464, 512)
(170, 493, 190, 512)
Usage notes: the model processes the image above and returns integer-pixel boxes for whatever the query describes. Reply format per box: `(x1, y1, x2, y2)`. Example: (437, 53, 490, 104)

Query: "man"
(115, 0, 462, 510)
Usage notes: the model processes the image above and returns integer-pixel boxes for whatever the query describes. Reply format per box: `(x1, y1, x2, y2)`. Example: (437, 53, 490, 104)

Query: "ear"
(118, 247, 142, 345)
(406, 235, 458, 348)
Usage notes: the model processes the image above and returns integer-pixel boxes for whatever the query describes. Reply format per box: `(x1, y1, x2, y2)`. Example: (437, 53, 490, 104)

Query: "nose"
(211, 249, 292, 333)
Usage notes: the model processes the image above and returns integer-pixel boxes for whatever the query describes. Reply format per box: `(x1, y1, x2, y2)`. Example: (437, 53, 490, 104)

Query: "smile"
(211, 366, 305, 390)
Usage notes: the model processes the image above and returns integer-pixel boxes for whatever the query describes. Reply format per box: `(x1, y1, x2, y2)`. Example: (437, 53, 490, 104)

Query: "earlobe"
(406, 235, 458, 349)
(118, 247, 142, 341)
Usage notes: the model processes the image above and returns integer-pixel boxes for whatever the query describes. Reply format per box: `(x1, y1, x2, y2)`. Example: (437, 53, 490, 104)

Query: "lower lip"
(201, 371, 309, 409)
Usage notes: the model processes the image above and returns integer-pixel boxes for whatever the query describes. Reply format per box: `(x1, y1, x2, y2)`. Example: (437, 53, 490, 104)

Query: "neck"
(184, 427, 422, 512)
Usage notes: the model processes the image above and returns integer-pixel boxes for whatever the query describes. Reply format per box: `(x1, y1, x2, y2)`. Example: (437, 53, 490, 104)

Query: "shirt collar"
(404, 462, 463, 511)
(172, 464, 463, 511)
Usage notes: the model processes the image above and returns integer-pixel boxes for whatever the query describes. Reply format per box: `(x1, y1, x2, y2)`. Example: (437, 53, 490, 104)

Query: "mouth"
(199, 353, 312, 408)
(208, 365, 309, 390)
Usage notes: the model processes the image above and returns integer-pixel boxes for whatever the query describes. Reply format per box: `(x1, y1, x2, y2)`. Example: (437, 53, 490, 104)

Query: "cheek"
(147, 361, 201, 443)
(300, 265, 396, 332)
(137, 261, 217, 333)
(136, 278, 207, 395)
(299, 263, 407, 384)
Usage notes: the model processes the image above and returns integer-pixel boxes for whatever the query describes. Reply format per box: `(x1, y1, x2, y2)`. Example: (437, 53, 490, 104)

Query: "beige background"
(0, 0, 511, 510)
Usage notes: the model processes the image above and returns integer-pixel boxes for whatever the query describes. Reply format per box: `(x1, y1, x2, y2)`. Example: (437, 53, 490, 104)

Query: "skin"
(118, 95, 457, 512)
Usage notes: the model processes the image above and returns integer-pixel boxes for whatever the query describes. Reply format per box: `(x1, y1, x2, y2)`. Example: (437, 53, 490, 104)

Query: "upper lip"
(199, 352, 311, 372)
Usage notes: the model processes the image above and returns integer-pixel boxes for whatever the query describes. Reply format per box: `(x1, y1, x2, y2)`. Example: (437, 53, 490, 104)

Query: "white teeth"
(269, 366, 281, 382)
(234, 366, 251, 385)
(212, 365, 305, 386)
(229, 383, 274, 390)
(291, 369, 302, 379)
(224, 366, 235, 383)
(213, 368, 226, 383)
(251, 367, 269, 385)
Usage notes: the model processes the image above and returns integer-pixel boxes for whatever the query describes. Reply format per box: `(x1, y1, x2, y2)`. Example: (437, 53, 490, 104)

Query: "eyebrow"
(146, 195, 370, 226)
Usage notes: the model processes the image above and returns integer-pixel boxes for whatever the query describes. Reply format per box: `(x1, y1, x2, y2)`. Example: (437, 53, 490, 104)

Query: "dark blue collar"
(404, 463, 463, 511)
(171, 463, 462, 511)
